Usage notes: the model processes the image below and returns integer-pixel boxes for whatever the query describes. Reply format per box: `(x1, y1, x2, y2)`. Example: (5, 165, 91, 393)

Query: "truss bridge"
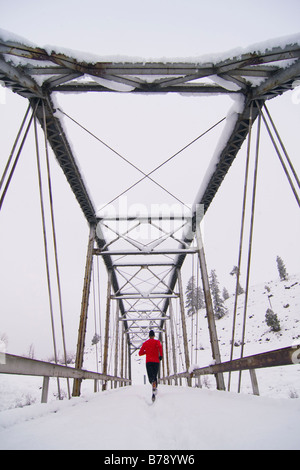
(0, 32, 299, 402)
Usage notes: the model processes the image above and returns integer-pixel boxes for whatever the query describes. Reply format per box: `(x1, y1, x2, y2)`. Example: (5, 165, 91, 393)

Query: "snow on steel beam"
(0, 56, 44, 99)
(1, 33, 299, 97)
(251, 58, 300, 100)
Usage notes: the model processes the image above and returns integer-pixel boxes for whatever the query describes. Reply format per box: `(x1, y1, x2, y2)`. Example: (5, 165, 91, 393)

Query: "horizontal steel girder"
(119, 317, 170, 321)
(94, 249, 197, 256)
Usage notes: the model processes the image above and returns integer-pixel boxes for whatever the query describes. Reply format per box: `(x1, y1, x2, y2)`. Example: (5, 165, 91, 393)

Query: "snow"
(0, 385, 299, 450)
(86, 75, 136, 92)
(0, 28, 37, 48)
(0, 273, 299, 449)
(39, 33, 300, 65)
(1, 27, 300, 67)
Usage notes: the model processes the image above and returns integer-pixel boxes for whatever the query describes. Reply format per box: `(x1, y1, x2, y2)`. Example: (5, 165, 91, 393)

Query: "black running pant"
(146, 362, 159, 385)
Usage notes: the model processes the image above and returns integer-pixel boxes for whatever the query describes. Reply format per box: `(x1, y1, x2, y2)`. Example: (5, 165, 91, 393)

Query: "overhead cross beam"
(1, 36, 300, 96)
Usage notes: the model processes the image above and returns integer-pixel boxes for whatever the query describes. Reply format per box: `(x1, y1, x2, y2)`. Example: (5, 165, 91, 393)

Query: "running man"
(139, 330, 163, 396)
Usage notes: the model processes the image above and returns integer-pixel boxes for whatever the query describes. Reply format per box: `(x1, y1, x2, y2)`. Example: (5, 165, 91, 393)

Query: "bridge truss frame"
(0, 34, 300, 399)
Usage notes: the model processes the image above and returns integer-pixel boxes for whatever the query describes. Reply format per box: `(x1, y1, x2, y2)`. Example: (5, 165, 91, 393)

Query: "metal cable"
(57, 107, 187, 207)
(238, 105, 262, 393)
(57, 107, 225, 210)
(0, 103, 31, 193)
(41, 101, 71, 399)
(228, 102, 254, 391)
(263, 103, 300, 190)
(34, 112, 61, 400)
(0, 103, 37, 210)
(261, 106, 300, 207)
(99, 116, 226, 211)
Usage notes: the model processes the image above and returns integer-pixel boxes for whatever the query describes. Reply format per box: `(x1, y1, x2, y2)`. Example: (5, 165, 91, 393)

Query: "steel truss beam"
(1, 36, 299, 95)
(95, 214, 196, 347)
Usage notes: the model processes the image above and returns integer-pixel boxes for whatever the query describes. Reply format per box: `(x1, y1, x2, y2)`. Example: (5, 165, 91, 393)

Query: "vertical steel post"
(102, 270, 112, 391)
(114, 302, 120, 388)
(177, 269, 191, 386)
(73, 225, 95, 397)
(249, 369, 260, 396)
(124, 339, 128, 382)
(127, 340, 132, 384)
(163, 322, 170, 384)
(159, 330, 165, 383)
(196, 225, 225, 391)
(169, 300, 178, 385)
(41, 376, 50, 403)
(120, 322, 124, 386)
(238, 109, 262, 393)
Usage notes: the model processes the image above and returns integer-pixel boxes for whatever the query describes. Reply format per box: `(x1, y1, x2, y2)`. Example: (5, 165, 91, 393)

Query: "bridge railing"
(161, 345, 300, 394)
(0, 353, 131, 403)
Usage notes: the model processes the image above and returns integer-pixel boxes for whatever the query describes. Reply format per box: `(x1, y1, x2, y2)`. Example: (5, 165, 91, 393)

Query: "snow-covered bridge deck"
(0, 385, 299, 450)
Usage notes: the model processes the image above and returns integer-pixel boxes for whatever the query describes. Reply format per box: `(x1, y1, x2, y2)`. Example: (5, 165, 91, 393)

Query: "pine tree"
(223, 287, 230, 300)
(276, 256, 288, 281)
(265, 308, 281, 332)
(209, 269, 227, 319)
(26, 343, 35, 359)
(185, 276, 205, 316)
(91, 333, 100, 346)
(230, 266, 244, 294)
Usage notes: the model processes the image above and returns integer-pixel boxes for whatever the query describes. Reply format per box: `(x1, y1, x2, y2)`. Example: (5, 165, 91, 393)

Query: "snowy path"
(0, 385, 299, 450)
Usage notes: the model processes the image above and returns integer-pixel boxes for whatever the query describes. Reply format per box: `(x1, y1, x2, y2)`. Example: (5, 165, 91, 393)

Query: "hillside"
(185, 273, 300, 398)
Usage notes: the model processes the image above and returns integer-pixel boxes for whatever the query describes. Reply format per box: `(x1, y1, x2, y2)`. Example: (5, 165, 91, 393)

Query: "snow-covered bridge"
(0, 31, 300, 434)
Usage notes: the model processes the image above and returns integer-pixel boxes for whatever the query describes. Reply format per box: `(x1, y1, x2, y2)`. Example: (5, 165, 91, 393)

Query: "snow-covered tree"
(230, 266, 244, 294)
(223, 287, 230, 301)
(185, 276, 205, 316)
(0, 333, 8, 359)
(26, 343, 35, 359)
(209, 270, 227, 319)
(276, 256, 288, 281)
(265, 308, 281, 332)
(0, 332, 8, 348)
(91, 333, 100, 346)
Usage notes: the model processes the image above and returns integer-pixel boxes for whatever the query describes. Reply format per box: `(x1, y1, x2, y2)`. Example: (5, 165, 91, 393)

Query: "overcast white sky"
(0, 0, 299, 360)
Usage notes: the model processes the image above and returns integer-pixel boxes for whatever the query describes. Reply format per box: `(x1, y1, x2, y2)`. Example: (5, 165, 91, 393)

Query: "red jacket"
(139, 338, 163, 363)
